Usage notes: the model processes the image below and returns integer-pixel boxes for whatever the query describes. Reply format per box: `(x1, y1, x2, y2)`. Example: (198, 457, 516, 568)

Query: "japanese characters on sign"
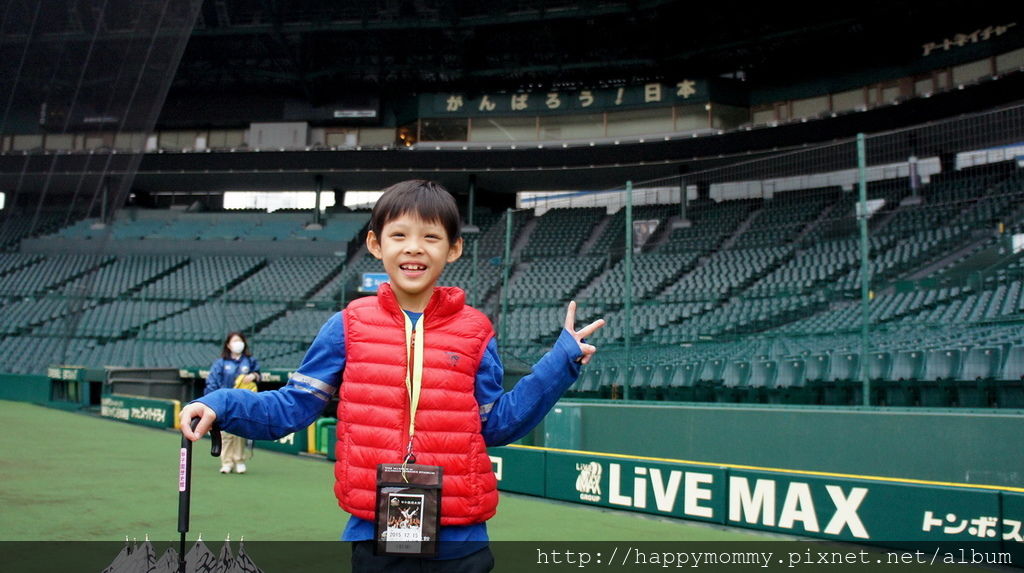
(434, 80, 704, 117)
(921, 23, 1017, 57)
(922, 510, 1023, 542)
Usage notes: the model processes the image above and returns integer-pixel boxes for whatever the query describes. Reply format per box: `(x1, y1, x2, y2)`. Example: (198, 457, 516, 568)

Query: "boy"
(180, 179, 604, 572)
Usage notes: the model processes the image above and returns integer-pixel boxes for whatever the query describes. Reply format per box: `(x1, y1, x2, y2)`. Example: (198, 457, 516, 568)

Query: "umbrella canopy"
(225, 540, 262, 573)
(183, 539, 218, 573)
(104, 538, 156, 573)
(103, 538, 262, 573)
(214, 538, 234, 573)
(153, 548, 180, 573)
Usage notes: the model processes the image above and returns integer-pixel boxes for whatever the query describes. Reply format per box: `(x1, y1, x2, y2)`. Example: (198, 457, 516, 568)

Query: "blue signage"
(359, 272, 389, 293)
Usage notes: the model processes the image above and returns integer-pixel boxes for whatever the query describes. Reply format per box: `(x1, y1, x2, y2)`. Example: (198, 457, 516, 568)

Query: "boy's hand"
(180, 402, 217, 442)
(564, 300, 605, 365)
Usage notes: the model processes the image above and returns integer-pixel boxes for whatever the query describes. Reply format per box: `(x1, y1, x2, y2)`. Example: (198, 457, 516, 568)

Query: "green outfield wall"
(0, 373, 50, 404)
(487, 444, 1024, 557)
(541, 401, 1024, 489)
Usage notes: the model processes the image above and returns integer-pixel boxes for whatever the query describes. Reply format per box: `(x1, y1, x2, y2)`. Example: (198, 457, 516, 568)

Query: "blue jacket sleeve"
(196, 312, 346, 440)
(204, 359, 224, 395)
(480, 328, 582, 446)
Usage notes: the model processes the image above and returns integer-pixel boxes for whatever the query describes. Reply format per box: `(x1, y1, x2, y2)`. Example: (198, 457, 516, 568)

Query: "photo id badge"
(374, 463, 443, 557)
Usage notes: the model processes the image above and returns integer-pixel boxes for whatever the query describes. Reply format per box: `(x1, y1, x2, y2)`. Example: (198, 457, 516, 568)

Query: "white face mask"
(229, 340, 246, 355)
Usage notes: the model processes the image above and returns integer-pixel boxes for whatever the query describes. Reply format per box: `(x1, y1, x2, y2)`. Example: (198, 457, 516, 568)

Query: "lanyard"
(402, 313, 425, 472)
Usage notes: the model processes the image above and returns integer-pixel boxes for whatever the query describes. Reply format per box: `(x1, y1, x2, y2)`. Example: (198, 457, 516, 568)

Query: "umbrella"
(153, 548, 180, 573)
(104, 420, 260, 573)
(213, 537, 234, 573)
(183, 538, 219, 573)
(106, 538, 155, 573)
(226, 540, 263, 573)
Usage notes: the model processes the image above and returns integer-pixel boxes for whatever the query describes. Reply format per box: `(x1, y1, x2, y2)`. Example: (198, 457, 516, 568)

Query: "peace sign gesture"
(564, 300, 605, 365)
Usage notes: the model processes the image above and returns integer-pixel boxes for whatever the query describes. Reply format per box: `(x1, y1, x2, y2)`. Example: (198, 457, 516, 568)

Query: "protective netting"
(495, 104, 1024, 405)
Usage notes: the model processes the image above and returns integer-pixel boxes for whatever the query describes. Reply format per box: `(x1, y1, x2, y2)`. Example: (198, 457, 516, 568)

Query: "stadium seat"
(821, 352, 860, 406)
(917, 349, 962, 407)
(622, 364, 653, 400)
(958, 346, 1003, 407)
(697, 358, 726, 384)
(695, 358, 726, 401)
(746, 359, 778, 403)
(803, 353, 831, 405)
(599, 365, 620, 399)
(995, 345, 1024, 408)
(645, 364, 670, 401)
(572, 367, 602, 399)
(662, 362, 701, 402)
(881, 350, 924, 407)
(773, 358, 811, 404)
(717, 360, 751, 403)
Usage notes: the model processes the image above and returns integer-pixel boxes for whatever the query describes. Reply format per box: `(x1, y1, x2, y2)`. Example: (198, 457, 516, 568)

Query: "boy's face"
(366, 212, 463, 312)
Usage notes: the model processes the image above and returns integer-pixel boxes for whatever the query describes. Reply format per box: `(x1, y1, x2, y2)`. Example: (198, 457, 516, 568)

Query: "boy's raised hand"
(180, 401, 217, 442)
(565, 300, 605, 365)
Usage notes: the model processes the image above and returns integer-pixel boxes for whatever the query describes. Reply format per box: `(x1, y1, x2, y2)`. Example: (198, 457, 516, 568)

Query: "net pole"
(857, 133, 871, 407)
(499, 208, 512, 354)
(624, 181, 633, 401)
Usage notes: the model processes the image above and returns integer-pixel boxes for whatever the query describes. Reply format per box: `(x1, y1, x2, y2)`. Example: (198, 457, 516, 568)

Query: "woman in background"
(204, 331, 261, 474)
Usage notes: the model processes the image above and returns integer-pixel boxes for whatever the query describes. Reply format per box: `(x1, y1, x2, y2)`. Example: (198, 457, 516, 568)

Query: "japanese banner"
(427, 80, 706, 117)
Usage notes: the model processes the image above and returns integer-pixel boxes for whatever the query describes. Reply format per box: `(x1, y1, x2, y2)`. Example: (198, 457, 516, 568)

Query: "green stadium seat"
(645, 364, 670, 401)
(698, 358, 726, 384)
(805, 353, 831, 382)
(663, 362, 701, 402)
(746, 359, 778, 403)
(803, 353, 831, 405)
(917, 349, 962, 407)
(572, 367, 602, 399)
(958, 346, 1002, 407)
(599, 365, 620, 399)
(880, 350, 923, 407)
(995, 345, 1024, 408)
(821, 352, 860, 406)
(774, 358, 812, 404)
(625, 364, 656, 400)
(717, 360, 750, 403)
(867, 351, 894, 381)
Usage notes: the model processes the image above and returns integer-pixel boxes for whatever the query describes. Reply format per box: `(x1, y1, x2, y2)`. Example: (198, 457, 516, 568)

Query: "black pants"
(351, 541, 494, 573)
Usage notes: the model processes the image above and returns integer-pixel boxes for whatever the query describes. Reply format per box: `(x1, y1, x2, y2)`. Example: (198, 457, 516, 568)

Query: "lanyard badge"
(374, 462, 442, 557)
(374, 313, 442, 557)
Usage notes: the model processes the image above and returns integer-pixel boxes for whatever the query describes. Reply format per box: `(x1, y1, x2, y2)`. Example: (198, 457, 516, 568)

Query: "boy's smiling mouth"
(400, 263, 428, 272)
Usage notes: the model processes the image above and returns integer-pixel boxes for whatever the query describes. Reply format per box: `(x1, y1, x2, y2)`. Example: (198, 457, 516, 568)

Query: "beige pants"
(219, 432, 251, 466)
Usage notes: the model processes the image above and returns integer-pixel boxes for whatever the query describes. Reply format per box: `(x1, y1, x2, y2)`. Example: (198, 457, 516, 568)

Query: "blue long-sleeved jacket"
(204, 354, 261, 395)
(196, 310, 583, 558)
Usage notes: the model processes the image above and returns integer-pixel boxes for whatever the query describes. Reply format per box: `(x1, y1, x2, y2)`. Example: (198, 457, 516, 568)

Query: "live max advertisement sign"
(489, 446, 1023, 552)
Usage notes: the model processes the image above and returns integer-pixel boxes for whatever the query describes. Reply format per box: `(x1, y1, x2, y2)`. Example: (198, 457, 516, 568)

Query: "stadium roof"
(5, 0, 1019, 103)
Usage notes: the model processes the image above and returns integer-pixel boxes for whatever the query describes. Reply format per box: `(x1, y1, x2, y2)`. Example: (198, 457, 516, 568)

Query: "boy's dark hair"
(370, 180, 461, 243)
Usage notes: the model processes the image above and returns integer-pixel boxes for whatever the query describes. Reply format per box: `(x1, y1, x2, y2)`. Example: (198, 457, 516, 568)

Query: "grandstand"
(0, 141, 1020, 410)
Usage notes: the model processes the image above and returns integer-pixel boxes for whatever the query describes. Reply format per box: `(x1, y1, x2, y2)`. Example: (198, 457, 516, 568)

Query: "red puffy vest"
(333, 283, 499, 525)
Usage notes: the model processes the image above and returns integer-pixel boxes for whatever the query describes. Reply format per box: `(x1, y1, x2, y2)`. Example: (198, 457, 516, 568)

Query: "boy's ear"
(366, 230, 383, 260)
(446, 237, 463, 263)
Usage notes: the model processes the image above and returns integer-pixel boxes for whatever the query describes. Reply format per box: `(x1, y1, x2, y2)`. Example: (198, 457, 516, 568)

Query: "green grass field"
(0, 400, 772, 543)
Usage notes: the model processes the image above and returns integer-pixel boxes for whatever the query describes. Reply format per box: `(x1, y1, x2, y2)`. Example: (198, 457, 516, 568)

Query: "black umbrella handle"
(178, 419, 197, 535)
(179, 418, 223, 573)
(209, 422, 222, 457)
(179, 418, 223, 533)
